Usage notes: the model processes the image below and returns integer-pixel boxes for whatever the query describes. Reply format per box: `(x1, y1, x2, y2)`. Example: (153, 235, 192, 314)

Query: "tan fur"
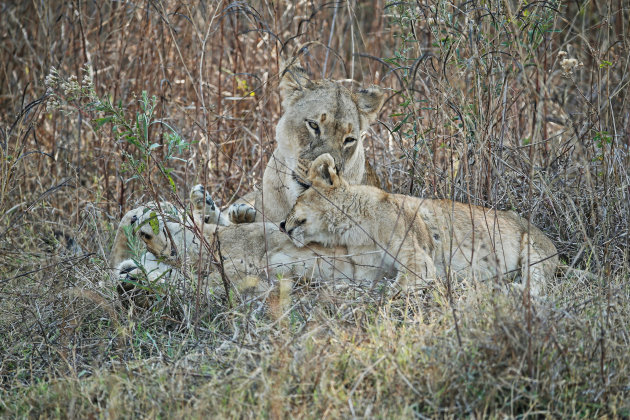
(228, 60, 384, 224)
(283, 154, 559, 295)
(109, 185, 393, 297)
(109, 201, 178, 269)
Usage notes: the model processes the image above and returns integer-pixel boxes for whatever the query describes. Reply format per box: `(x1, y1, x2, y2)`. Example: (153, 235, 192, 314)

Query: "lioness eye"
(307, 120, 319, 131)
(140, 231, 152, 241)
(344, 137, 357, 146)
(297, 218, 307, 226)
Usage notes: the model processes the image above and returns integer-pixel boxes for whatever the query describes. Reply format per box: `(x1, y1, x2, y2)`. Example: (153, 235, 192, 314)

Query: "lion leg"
(519, 233, 556, 296)
(394, 246, 437, 294)
(109, 206, 151, 268)
(190, 184, 231, 226)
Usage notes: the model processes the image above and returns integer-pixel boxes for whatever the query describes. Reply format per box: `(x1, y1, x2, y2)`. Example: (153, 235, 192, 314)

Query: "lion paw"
(190, 184, 231, 226)
(115, 255, 177, 307)
(228, 203, 257, 224)
(190, 184, 216, 213)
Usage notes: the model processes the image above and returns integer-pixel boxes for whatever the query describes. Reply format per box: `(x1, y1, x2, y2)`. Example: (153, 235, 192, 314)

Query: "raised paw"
(190, 184, 231, 226)
(190, 184, 216, 214)
(228, 203, 257, 224)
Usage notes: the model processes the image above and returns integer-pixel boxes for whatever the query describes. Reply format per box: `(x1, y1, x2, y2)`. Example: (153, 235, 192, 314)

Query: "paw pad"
(228, 203, 257, 223)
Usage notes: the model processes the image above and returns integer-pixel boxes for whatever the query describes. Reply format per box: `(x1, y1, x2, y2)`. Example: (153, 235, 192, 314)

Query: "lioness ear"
(308, 153, 341, 188)
(355, 86, 384, 128)
(279, 58, 313, 108)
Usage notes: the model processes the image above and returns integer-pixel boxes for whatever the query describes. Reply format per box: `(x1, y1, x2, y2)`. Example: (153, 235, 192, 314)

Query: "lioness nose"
(279, 221, 286, 233)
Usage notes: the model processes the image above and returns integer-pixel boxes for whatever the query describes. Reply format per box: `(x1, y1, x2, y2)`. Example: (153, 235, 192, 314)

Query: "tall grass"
(1, 0, 628, 417)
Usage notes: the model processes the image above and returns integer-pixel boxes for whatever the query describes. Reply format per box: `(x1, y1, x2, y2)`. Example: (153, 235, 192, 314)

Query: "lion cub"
(282, 154, 437, 293)
(282, 154, 558, 295)
(110, 185, 389, 295)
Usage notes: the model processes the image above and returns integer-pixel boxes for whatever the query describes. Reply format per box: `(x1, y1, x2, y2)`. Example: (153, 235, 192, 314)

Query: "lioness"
(227, 60, 384, 224)
(282, 154, 559, 295)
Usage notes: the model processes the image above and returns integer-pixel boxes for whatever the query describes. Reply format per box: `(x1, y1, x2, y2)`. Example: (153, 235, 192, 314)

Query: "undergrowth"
(1, 0, 628, 417)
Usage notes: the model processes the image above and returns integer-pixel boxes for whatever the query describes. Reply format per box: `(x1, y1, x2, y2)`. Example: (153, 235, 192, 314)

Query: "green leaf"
(93, 117, 113, 130)
(141, 91, 149, 111)
(120, 277, 150, 291)
(142, 116, 148, 142)
(126, 137, 141, 148)
(148, 211, 160, 235)
(167, 173, 176, 193)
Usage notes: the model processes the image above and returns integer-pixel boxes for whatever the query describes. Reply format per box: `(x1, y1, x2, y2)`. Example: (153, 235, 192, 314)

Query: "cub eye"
(139, 231, 152, 241)
(204, 216, 211, 223)
(307, 120, 319, 131)
(344, 137, 357, 146)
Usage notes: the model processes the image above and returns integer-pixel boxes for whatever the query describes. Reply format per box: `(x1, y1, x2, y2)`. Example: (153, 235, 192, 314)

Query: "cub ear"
(279, 58, 313, 108)
(355, 86, 384, 128)
(308, 153, 341, 188)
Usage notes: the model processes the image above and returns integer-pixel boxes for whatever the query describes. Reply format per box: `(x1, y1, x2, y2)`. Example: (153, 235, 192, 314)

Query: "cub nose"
(279, 221, 286, 233)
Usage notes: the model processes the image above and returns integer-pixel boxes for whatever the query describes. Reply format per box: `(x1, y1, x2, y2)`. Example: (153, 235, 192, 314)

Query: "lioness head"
(276, 60, 384, 197)
(281, 153, 350, 248)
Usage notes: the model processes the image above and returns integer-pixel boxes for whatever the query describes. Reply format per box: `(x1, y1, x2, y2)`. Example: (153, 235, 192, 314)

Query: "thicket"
(1, 1, 628, 417)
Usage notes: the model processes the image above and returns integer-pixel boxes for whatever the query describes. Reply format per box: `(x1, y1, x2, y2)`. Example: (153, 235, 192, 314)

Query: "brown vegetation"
(1, 0, 629, 417)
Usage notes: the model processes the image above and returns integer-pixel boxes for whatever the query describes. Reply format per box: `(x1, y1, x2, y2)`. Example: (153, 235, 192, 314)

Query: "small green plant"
(45, 66, 193, 305)
(593, 131, 612, 149)
(45, 65, 189, 193)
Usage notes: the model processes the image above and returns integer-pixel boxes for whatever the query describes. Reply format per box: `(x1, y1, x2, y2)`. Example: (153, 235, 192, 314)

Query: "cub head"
(276, 59, 384, 198)
(281, 153, 350, 248)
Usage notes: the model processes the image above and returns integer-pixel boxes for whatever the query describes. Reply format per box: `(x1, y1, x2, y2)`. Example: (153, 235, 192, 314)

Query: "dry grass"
(1, 0, 629, 417)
